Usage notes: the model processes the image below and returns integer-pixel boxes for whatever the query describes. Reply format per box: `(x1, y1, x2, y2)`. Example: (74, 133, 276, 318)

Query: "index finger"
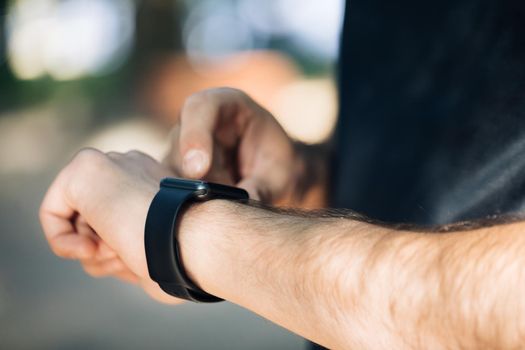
(178, 88, 251, 178)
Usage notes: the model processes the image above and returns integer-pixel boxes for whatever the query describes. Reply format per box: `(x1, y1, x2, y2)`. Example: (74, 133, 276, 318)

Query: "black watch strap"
(144, 184, 222, 303)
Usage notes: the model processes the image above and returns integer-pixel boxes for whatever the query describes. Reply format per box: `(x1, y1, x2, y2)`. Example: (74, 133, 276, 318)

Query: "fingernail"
(183, 150, 208, 177)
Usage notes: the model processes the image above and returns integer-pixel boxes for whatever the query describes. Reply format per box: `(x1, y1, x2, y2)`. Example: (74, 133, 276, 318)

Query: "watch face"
(160, 178, 249, 200)
(161, 177, 208, 191)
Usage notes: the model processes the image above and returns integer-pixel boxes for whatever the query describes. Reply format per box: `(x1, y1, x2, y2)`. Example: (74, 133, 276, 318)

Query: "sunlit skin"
(40, 88, 525, 348)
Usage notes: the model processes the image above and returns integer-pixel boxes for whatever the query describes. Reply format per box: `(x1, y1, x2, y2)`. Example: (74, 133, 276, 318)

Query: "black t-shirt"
(330, 0, 525, 225)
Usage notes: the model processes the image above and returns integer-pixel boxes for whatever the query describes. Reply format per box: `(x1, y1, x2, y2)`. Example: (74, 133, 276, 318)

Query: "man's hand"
(164, 87, 307, 204)
(39, 148, 181, 304)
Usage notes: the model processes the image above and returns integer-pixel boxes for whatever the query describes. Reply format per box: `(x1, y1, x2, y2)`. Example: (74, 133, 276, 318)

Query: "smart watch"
(144, 178, 249, 303)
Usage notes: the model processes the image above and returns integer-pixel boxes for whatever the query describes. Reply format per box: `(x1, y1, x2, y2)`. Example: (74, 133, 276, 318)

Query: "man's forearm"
(179, 200, 525, 349)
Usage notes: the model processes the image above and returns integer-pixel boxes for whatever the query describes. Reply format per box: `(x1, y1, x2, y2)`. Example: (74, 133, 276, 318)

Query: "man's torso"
(331, 0, 525, 225)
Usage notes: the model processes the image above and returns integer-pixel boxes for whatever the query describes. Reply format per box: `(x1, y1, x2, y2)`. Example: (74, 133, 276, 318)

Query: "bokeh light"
(181, 0, 344, 67)
(6, 0, 135, 81)
(182, 1, 255, 66)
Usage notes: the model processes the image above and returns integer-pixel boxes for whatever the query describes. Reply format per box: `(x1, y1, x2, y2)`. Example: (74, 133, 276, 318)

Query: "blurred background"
(0, 0, 343, 348)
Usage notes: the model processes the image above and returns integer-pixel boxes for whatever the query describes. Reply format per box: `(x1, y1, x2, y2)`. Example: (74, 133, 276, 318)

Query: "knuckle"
(207, 87, 247, 102)
(72, 148, 108, 169)
(75, 147, 104, 160)
(106, 151, 122, 159)
(183, 91, 209, 111)
(216, 87, 250, 104)
(218, 86, 244, 97)
(183, 87, 230, 110)
(67, 148, 111, 202)
(183, 88, 250, 118)
(125, 150, 145, 158)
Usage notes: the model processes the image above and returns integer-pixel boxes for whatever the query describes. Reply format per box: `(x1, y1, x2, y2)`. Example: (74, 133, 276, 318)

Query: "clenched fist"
(40, 148, 181, 304)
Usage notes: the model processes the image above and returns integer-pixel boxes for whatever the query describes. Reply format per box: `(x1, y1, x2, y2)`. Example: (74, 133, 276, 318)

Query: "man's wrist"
(177, 200, 239, 299)
(176, 199, 304, 304)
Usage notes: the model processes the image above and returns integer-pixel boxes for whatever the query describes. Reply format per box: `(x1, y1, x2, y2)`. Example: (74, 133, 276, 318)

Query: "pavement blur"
(0, 1, 343, 347)
(0, 103, 304, 350)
